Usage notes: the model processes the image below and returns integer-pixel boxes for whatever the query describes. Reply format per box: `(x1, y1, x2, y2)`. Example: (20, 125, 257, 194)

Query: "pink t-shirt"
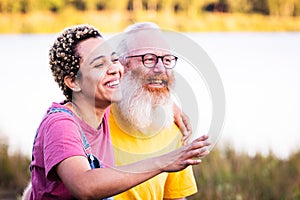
(30, 102, 114, 199)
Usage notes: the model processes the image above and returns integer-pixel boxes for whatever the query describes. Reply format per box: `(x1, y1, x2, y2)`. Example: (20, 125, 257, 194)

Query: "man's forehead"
(126, 29, 170, 51)
(129, 48, 172, 55)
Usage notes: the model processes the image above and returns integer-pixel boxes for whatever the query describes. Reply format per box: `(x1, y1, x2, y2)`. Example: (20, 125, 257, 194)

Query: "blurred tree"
(0, 0, 21, 12)
(267, 0, 296, 16)
(296, 0, 300, 15)
(43, 0, 66, 12)
(186, 0, 215, 16)
(105, 0, 128, 11)
(84, 0, 97, 10)
(72, 0, 86, 10)
(227, 0, 252, 13)
(160, 0, 174, 15)
(251, 0, 269, 14)
(173, 0, 185, 13)
(132, 0, 143, 11)
(145, 0, 159, 11)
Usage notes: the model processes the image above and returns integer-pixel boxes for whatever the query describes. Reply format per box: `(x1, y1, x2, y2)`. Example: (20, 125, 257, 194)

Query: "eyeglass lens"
(143, 54, 177, 69)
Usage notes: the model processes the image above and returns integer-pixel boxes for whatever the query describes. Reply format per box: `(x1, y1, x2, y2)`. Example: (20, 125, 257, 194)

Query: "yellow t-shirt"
(109, 109, 198, 200)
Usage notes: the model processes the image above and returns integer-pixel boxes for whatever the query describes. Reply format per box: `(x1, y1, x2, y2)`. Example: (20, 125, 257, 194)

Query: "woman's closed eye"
(94, 62, 105, 68)
(93, 57, 107, 68)
(111, 58, 119, 63)
(111, 52, 119, 63)
(89, 55, 107, 68)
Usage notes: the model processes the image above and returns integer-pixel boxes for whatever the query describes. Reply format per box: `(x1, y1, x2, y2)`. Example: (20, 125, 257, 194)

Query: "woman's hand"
(158, 135, 210, 172)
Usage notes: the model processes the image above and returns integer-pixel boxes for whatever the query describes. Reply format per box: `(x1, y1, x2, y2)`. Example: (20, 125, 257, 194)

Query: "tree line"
(0, 0, 300, 16)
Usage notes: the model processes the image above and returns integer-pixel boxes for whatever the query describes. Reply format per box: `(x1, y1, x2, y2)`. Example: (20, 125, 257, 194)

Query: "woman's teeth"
(107, 79, 120, 87)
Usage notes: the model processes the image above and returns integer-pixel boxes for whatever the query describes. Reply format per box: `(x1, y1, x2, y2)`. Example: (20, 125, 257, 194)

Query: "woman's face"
(75, 37, 124, 108)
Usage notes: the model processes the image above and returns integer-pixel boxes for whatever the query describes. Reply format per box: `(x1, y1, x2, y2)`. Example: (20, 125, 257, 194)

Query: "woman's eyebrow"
(89, 55, 104, 65)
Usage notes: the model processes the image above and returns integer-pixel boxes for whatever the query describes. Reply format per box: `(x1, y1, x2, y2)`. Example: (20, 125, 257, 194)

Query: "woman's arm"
(57, 135, 210, 200)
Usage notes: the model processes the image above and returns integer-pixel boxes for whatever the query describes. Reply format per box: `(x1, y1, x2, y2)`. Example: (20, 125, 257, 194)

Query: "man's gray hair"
(117, 22, 161, 59)
(123, 22, 160, 33)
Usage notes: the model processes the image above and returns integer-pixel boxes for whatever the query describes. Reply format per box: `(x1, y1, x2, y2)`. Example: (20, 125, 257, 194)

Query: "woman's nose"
(107, 62, 124, 76)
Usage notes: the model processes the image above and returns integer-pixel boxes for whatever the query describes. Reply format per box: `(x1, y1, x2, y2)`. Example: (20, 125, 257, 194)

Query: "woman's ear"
(64, 76, 81, 92)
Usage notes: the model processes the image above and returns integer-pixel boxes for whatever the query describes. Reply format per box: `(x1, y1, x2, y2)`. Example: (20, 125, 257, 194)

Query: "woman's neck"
(65, 100, 106, 130)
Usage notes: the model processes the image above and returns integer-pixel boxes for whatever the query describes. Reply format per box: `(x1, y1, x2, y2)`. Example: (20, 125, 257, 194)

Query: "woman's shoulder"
(46, 101, 74, 116)
(40, 101, 76, 128)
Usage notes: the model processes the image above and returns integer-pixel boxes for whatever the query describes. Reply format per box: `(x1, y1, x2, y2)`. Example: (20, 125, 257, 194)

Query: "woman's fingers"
(195, 134, 209, 142)
(187, 135, 210, 158)
(161, 134, 211, 172)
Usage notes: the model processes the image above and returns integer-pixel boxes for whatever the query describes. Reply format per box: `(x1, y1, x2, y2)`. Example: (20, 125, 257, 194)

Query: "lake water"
(0, 32, 299, 159)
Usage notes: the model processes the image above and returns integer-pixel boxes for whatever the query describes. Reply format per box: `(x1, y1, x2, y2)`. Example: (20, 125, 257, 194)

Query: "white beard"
(115, 71, 174, 136)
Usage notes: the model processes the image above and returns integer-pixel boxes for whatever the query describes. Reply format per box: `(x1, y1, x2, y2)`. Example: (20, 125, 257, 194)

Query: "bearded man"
(109, 22, 198, 200)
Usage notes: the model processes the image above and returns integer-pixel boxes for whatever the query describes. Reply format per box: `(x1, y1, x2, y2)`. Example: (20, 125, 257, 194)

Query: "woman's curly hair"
(49, 24, 102, 101)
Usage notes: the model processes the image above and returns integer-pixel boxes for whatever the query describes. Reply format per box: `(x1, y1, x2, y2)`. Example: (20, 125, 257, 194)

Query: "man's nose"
(153, 58, 165, 73)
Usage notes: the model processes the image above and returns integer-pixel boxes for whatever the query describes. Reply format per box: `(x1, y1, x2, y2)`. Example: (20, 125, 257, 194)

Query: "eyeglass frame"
(126, 53, 178, 69)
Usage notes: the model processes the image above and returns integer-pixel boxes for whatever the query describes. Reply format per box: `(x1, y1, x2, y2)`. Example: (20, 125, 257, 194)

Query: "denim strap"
(31, 107, 90, 169)
(47, 107, 90, 150)
(31, 107, 113, 199)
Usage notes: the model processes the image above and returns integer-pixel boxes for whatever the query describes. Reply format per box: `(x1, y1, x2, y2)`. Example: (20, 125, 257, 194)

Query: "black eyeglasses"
(126, 53, 178, 69)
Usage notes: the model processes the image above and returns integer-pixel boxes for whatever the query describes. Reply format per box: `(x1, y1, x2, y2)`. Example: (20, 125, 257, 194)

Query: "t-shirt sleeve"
(43, 113, 86, 179)
(163, 166, 198, 198)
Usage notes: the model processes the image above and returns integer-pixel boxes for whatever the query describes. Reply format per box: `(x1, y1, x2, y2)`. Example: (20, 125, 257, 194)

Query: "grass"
(1, 141, 300, 199)
(1, 10, 300, 33)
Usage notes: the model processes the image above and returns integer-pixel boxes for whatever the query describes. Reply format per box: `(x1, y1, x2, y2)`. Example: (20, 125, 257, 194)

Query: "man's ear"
(119, 56, 127, 66)
(120, 56, 130, 73)
(64, 76, 81, 92)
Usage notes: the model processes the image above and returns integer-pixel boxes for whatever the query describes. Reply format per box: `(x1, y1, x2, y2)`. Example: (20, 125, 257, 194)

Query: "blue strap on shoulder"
(30, 107, 113, 199)
(47, 107, 90, 150)
(31, 107, 91, 169)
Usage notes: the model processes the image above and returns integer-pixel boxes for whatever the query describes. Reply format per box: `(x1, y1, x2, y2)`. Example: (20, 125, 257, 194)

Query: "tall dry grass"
(1, 139, 300, 199)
